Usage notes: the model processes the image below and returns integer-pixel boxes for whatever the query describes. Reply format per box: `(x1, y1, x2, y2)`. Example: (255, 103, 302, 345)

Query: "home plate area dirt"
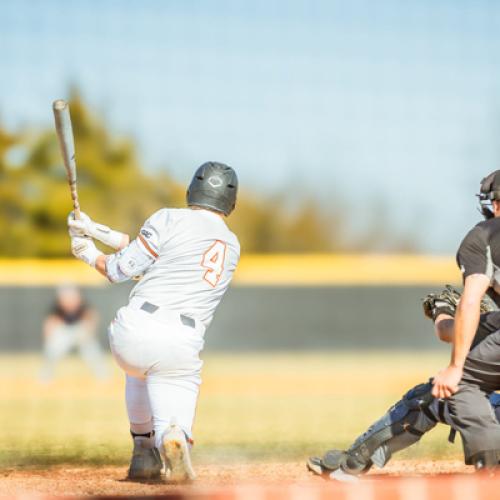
(1, 459, 498, 499)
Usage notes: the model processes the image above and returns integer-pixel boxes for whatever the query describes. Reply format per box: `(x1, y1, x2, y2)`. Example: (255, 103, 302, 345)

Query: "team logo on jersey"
(141, 229, 152, 239)
(208, 176, 223, 188)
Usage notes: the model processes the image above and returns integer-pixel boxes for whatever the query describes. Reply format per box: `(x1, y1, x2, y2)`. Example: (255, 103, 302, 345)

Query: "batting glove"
(67, 211, 125, 250)
(70, 235, 103, 268)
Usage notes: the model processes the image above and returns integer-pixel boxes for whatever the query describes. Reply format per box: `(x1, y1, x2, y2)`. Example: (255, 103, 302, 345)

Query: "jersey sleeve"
(137, 209, 170, 258)
(105, 209, 170, 283)
(456, 225, 493, 282)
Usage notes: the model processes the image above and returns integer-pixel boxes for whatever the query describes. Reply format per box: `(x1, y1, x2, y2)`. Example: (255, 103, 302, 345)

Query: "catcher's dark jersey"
(456, 216, 500, 307)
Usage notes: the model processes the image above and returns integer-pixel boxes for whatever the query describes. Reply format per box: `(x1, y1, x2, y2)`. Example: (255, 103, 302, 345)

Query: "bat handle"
(69, 180, 81, 220)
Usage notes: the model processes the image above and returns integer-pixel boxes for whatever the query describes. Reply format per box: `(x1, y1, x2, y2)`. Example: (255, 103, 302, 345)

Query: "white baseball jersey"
(106, 208, 240, 327)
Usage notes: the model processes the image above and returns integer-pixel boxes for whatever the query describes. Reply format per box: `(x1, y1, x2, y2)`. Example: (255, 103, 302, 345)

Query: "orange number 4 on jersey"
(201, 240, 227, 287)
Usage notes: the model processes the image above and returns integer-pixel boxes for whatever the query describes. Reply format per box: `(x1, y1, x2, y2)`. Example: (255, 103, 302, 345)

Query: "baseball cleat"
(161, 424, 196, 483)
(307, 449, 345, 477)
(307, 456, 359, 483)
(307, 456, 327, 476)
(128, 436, 163, 480)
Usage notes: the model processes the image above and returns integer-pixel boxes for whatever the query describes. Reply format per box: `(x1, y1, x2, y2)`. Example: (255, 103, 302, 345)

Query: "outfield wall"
(1, 284, 450, 352)
(0, 256, 459, 352)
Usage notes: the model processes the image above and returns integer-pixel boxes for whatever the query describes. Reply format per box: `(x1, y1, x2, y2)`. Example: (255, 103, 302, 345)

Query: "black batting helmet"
(478, 170, 500, 219)
(186, 162, 238, 216)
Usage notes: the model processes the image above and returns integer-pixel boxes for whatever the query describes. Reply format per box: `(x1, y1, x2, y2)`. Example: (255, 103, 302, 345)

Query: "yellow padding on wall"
(0, 259, 104, 286)
(237, 254, 460, 285)
(0, 254, 460, 287)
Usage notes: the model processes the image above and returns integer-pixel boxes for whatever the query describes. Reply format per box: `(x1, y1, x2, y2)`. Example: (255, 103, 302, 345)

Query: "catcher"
(307, 285, 500, 481)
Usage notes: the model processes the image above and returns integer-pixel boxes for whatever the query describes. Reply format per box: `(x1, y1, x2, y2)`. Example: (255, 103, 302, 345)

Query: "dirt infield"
(1, 460, 491, 498)
(0, 356, 485, 498)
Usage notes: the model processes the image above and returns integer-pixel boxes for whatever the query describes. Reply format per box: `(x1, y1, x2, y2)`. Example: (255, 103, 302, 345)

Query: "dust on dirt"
(0, 460, 472, 496)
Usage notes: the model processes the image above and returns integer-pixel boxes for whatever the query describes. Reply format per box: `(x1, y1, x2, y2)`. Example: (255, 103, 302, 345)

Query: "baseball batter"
(66, 162, 240, 482)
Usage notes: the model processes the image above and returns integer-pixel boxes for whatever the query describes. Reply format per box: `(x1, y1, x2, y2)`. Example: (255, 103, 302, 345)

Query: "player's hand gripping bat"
(52, 99, 81, 220)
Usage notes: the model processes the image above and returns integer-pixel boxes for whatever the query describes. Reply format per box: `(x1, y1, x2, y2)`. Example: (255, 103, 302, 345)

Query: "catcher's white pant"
(108, 299, 204, 448)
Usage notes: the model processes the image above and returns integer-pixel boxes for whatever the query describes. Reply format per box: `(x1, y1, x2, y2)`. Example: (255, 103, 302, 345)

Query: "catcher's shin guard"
(342, 382, 438, 472)
(311, 382, 439, 477)
(309, 387, 500, 479)
(341, 386, 500, 474)
(128, 436, 163, 480)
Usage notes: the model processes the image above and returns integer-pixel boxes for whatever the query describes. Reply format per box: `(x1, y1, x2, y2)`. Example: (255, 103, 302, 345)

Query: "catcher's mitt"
(422, 285, 497, 321)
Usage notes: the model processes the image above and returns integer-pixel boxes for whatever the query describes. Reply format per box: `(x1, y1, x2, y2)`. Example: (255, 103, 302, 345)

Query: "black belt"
(140, 301, 196, 329)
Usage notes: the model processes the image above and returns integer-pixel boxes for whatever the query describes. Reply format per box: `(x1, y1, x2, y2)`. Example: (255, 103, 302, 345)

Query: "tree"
(0, 92, 344, 257)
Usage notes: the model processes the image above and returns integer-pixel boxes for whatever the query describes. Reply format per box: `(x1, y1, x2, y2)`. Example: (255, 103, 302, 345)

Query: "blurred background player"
(67, 161, 240, 483)
(40, 284, 107, 381)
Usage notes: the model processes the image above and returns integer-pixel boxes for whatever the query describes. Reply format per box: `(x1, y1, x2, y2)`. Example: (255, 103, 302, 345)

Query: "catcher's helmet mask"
(478, 170, 500, 220)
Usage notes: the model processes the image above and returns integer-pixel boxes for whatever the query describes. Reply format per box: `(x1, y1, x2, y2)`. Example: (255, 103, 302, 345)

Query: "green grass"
(0, 351, 462, 469)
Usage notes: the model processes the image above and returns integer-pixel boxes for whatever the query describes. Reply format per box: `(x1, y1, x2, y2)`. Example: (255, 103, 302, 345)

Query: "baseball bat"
(52, 99, 81, 219)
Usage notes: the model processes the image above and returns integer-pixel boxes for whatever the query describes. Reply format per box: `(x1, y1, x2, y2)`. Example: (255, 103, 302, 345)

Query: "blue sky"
(1, 0, 500, 251)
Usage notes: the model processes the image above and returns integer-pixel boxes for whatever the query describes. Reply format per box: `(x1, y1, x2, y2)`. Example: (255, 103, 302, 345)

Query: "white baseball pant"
(108, 299, 204, 448)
